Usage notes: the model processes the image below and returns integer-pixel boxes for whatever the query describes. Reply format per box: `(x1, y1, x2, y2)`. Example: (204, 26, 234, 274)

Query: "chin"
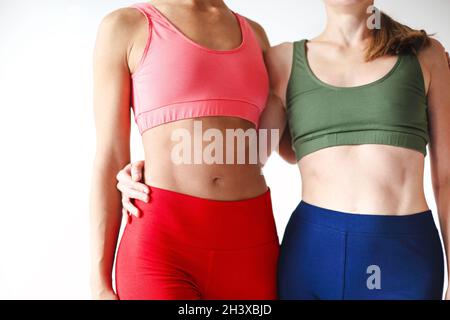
(324, 0, 373, 7)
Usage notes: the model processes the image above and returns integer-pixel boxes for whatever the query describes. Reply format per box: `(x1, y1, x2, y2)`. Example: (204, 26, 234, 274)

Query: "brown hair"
(367, 12, 431, 61)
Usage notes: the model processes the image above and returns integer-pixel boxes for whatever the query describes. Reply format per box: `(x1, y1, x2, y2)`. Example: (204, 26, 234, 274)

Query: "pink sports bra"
(130, 2, 269, 134)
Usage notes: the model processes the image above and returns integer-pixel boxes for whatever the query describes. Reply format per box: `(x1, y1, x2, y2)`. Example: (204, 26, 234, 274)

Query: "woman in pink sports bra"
(90, 0, 285, 300)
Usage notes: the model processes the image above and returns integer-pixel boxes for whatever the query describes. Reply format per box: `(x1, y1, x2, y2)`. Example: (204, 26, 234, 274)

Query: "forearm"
(89, 157, 127, 290)
(435, 183, 450, 278)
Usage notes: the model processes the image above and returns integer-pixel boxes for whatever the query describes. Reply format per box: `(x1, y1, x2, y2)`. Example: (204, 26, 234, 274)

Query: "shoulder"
(267, 42, 294, 59)
(100, 7, 145, 30)
(417, 38, 448, 71)
(266, 42, 294, 68)
(244, 17, 266, 36)
(97, 7, 147, 45)
(421, 38, 446, 57)
(240, 16, 270, 51)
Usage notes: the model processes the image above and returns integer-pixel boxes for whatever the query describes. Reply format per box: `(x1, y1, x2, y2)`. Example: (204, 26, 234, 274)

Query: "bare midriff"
(141, 116, 268, 201)
(299, 144, 429, 215)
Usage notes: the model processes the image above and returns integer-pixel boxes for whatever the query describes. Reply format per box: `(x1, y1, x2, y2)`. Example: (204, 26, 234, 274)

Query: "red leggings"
(115, 186, 279, 300)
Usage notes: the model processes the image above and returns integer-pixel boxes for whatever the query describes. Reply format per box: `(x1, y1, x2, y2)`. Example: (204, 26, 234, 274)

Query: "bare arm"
(423, 39, 450, 300)
(244, 20, 286, 165)
(245, 18, 296, 164)
(89, 9, 138, 299)
(265, 42, 297, 164)
(278, 129, 297, 164)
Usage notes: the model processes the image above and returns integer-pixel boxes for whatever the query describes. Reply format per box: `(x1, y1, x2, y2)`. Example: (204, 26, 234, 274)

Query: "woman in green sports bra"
(266, 0, 450, 300)
(116, 0, 450, 300)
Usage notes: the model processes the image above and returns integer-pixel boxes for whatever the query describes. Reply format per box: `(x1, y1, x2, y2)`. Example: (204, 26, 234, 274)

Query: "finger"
(116, 164, 133, 184)
(116, 166, 148, 192)
(122, 198, 140, 218)
(131, 170, 141, 182)
(131, 161, 145, 182)
(123, 186, 150, 203)
(117, 180, 150, 196)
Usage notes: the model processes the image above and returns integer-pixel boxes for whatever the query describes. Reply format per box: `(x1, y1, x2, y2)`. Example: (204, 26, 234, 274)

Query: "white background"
(0, 0, 449, 299)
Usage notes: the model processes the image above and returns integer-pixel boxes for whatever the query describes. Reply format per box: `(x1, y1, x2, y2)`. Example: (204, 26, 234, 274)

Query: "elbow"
(93, 148, 130, 171)
(285, 156, 298, 165)
(432, 173, 450, 189)
(432, 175, 450, 199)
(280, 152, 298, 165)
(91, 153, 130, 191)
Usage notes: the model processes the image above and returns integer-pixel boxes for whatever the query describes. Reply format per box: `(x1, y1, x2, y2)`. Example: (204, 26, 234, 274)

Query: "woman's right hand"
(116, 161, 150, 218)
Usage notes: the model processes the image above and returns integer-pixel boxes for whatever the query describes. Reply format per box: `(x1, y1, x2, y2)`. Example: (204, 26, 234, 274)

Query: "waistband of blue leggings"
(294, 201, 437, 235)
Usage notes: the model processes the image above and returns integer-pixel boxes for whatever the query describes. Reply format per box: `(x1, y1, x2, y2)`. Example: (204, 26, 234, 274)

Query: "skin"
(90, 0, 283, 300)
(275, 0, 450, 299)
(119, 0, 450, 299)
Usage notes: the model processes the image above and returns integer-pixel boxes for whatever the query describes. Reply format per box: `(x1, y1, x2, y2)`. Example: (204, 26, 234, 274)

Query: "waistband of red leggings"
(130, 186, 279, 249)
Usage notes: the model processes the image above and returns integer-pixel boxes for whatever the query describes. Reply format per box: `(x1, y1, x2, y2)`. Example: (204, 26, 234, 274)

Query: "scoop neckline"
(301, 39, 403, 90)
(144, 2, 246, 54)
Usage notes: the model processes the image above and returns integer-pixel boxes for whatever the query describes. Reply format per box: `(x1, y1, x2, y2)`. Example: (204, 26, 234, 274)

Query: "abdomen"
(299, 144, 428, 215)
(141, 116, 268, 200)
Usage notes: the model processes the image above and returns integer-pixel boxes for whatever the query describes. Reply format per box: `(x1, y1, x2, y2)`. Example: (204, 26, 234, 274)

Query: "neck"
(322, 1, 374, 47)
(168, 0, 226, 9)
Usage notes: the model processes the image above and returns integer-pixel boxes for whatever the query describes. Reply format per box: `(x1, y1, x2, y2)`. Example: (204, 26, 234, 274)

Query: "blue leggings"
(278, 201, 444, 300)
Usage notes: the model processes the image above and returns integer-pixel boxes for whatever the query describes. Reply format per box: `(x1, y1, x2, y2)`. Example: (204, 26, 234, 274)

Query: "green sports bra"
(286, 39, 429, 161)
